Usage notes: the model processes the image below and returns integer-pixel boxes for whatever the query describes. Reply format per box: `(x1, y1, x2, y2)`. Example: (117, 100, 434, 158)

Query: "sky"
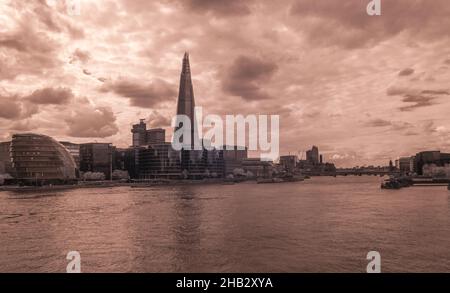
(1, 0, 450, 167)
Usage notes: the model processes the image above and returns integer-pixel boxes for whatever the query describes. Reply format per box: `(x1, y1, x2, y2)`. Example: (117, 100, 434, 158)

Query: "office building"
(414, 151, 443, 175)
(114, 148, 140, 179)
(0, 141, 12, 174)
(398, 157, 413, 173)
(60, 141, 80, 169)
(9, 133, 77, 184)
(138, 143, 181, 179)
(79, 143, 114, 180)
(223, 146, 248, 175)
(279, 155, 298, 172)
(242, 158, 273, 178)
(132, 119, 166, 147)
(306, 146, 320, 165)
(174, 52, 198, 149)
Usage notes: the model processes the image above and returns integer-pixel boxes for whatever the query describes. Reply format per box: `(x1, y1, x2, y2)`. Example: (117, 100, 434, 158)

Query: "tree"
(112, 170, 129, 180)
(82, 172, 105, 181)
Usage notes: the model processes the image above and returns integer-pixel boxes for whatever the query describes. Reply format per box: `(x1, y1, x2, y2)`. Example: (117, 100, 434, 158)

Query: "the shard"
(174, 52, 198, 148)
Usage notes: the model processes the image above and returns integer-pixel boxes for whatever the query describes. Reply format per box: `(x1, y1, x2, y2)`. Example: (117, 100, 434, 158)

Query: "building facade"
(174, 52, 198, 149)
(0, 141, 12, 175)
(9, 133, 77, 184)
(131, 119, 166, 147)
(146, 128, 165, 145)
(242, 158, 273, 178)
(422, 163, 450, 178)
(60, 141, 80, 169)
(413, 151, 450, 175)
(223, 146, 248, 175)
(398, 157, 413, 173)
(114, 147, 140, 179)
(137, 143, 181, 179)
(306, 146, 320, 165)
(79, 143, 114, 180)
(279, 155, 298, 172)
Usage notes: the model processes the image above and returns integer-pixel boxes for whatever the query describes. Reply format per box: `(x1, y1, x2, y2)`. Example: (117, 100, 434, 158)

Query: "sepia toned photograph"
(1, 0, 450, 281)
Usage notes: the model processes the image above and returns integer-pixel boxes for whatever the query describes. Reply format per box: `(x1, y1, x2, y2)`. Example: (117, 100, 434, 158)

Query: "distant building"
(398, 157, 413, 173)
(306, 146, 320, 165)
(222, 146, 248, 175)
(132, 119, 147, 147)
(9, 133, 77, 184)
(146, 128, 165, 145)
(131, 119, 166, 147)
(413, 151, 447, 175)
(389, 159, 395, 171)
(205, 148, 226, 177)
(60, 141, 80, 169)
(79, 143, 114, 180)
(174, 52, 198, 149)
(423, 163, 450, 178)
(128, 54, 250, 180)
(242, 158, 273, 178)
(137, 143, 181, 179)
(114, 148, 140, 179)
(409, 156, 415, 173)
(297, 146, 336, 175)
(0, 141, 12, 174)
(279, 155, 298, 172)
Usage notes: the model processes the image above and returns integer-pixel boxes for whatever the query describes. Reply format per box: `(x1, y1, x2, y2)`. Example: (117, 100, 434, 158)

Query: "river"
(1, 176, 450, 272)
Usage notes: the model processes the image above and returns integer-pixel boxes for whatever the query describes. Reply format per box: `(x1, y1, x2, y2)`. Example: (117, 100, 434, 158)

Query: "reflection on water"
(1, 176, 450, 272)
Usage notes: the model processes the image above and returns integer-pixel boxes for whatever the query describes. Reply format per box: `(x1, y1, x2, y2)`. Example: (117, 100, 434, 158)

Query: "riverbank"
(0, 178, 249, 192)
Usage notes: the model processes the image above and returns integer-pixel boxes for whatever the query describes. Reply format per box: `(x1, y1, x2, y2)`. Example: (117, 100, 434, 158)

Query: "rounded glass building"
(10, 133, 77, 184)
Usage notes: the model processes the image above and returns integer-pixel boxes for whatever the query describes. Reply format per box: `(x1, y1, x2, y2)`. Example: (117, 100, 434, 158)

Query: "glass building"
(10, 133, 77, 184)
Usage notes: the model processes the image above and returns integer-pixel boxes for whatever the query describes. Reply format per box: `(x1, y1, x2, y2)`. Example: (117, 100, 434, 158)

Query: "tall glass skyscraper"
(174, 52, 198, 149)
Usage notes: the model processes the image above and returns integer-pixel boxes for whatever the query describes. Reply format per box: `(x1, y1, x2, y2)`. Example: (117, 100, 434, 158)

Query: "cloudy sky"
(1, 0, 450, 167)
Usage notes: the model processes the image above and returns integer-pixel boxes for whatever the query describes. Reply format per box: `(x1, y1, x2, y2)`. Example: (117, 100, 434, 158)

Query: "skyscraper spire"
(175, 52, 197, 148)
(182, 52, 191, 75)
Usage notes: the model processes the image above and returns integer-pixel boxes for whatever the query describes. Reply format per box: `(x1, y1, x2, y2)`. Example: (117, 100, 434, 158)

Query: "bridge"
(334, 169, 399, 176)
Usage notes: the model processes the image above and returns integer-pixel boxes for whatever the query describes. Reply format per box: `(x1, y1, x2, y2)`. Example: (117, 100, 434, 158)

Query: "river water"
(1, 176, 450, 272)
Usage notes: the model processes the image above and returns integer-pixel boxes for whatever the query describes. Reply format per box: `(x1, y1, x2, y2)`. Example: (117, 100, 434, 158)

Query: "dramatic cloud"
(398, 68, 415, 77)
(101, 78, 176, 108)
(422, 90, 450, 95)
(65, 106, 119, 138)
(147, 110, 171, 128)
(9, 120, 34, 132)
(221, 55, 278, 101)
(399, 95, 437, 112)
(25, 87, 74, 105)
(182, 0, 253, 16)
(289, 0, 450, 48)
(0, 91, 39, 120)
(387, 86, 450, 112)
(366, 119, 391, 127)
(0, 95, 22, 119)
(0, 21, 60, 79)
(70, 48, 90, 64)
(1, 1, 450, 166)
(0, 0, 86, 79)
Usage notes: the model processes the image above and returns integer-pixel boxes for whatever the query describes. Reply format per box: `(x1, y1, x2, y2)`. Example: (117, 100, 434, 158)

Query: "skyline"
(1, 1, 450, 167)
